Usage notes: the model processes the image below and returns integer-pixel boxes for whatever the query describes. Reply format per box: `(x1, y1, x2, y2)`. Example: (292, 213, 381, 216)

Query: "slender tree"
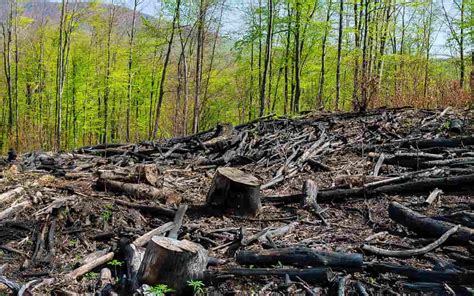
(152, 0, 181, 139)
(335, 0, 343, 110)
(259, 0, 273, 116)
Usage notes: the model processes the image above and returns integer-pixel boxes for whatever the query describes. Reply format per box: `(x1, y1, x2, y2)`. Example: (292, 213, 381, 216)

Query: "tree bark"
(137, 236, 208, 294)
(388, 202, 474, 245)
(152, 0, 180, 139)
(236, 248, 363, 269)
(206, 167, 262, 216)
(259, 0, 273, 116)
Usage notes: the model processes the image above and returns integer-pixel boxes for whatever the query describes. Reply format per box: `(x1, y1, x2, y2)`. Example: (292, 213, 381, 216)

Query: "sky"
(44, 0, 457, 57)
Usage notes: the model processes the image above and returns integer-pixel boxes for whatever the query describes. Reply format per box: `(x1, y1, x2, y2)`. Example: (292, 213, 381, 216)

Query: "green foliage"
(145, 284, 175, 296)
(101, 206, 112, 222)
(187, 279, 205, 295)
(107, 259, 124, 267)
(83, 272, 99, 281)
(0, 0, 470, 154)
(272, 261, 284, 268)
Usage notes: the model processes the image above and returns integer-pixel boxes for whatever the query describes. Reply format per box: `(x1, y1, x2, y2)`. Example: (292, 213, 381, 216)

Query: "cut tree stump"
(206, 167, 261, 216)
(137, 236, 208, 294)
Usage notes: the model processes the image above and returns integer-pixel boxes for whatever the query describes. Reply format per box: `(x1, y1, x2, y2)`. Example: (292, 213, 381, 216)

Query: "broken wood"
(132, 221, 176, 247)
(388, 202, 474, 245)
(113, 199, 176, 218)
(206, 167, 261, 216)
(236, 248, 363, 269)
(424, 188, 443, 205)
(0, 187, 24, 204)
(66, 251, 114, 280)
(366, 262, 474, 284)
(137, 236, 208, 294)
(362, 225, 460, 257)
(168, 204, 188, 239)
(402, 282, 473, 294)
(0, 200, 31, 221)
(123, 243, 144, 291)
(212, 267, 334, 284)
(97, 178, 164, 200)
(302, 180, 328, 225)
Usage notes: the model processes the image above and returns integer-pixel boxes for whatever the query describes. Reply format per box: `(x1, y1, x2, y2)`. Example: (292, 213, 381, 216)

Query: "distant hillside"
(0, 1, 151, 27)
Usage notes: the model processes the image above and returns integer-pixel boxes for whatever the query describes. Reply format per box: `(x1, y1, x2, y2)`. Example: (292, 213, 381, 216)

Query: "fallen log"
(206, 167, 261, 216)
(97, 178, 165, 200)
(236, 248, 363, 269)
(0, 200, 31, 221)
(113, 199, 176, 218)
(362, 225, 460, 257)
(137, 236, 208, 294)
(355, 136, 474, 152)
(211, 267, 334, 284)
(432, 211, 474, 228)
(0, 187, 24, 204)
(318, 173, 474, 203)
(265, 174, 474, 204)
(66, 251, 115, 280)
(402, 282, 473, 295)
(400, 136, 474, 149)
(366, 262, 473, 284)
(388, 202, 474, 245)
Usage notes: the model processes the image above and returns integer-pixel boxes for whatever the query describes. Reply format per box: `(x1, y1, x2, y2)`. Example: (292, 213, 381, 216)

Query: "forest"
(0, 0, 471, 153)
(0, 0, 473, 295)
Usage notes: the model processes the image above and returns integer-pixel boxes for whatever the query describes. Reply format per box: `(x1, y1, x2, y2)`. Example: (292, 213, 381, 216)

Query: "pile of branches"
(0, 106, 473, 295)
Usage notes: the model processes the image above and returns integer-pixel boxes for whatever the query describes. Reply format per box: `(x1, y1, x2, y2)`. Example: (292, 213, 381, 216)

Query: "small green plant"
(187, 279, 205, 295)
(83, 272, 99, 281)
(83, 272, 99, 293)
(271, 261, 283, 268)
(101, 208, 112, 222)
(108, 259, 124, 279)
(69, 239, 77, 247)
(146, 284, 175, 296)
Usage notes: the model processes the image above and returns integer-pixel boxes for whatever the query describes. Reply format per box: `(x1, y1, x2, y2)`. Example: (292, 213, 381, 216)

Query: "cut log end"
(137, 236, 208, 294)
(207, 167, 261, 216)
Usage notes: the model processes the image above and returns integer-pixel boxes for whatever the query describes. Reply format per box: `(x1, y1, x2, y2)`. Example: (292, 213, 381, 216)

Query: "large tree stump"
(137, 236, 208, 294)
(206, 167, 261, 216)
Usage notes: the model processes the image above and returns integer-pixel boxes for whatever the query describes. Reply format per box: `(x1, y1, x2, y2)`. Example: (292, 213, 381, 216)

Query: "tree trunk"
(192, 0, 205, 134)
(206, 167, 261, 216)
(259, 0, 273, 117)
(126, 0, 138, 142)
(137, 236, 208, 294)
(293, 0, 300, 113)
(335, 0, 343, 110)
(152, 0, 180, 140)
(316, 0, 332, 109)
